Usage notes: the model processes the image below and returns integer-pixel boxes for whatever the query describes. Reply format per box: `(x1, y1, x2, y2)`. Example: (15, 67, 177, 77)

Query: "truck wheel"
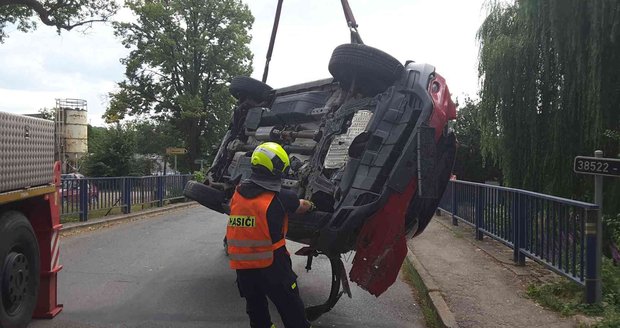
(229, 76, 273, 102)
(0, 211, 40, 328)
(328, 43, 404, 96)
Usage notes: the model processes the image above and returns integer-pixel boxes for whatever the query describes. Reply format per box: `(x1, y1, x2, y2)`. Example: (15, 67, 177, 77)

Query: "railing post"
(122, 178, 132, 214)
(585, 208, 602, 304)
(157, 176, 164, 207)
(140, 178, 145, 206)
(451, 181, 458, 226)
(79, 178, 89, 222)
(512, 193, 526, 266)
(475, 185, 484, 240)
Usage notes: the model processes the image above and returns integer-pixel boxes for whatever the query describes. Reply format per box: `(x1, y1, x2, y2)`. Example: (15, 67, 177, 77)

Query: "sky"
(0, 0, 487, 126)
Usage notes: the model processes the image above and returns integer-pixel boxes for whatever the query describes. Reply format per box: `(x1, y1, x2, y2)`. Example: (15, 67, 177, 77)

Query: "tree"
(105, 0, 254, 172)
(452, 98, 501, 183)
(477, 0, 620, 211)
(0, 0, 118, 42)
(131, 119, 183, 156)
(37, 107, 55, 120)
(83, 124, 137, 177)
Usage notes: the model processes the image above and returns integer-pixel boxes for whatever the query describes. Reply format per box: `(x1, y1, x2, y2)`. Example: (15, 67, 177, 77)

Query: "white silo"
(55, 99, 88, 173)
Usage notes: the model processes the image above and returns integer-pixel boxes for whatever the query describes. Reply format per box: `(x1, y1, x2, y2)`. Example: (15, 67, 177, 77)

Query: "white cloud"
(0, 0, 486, 126)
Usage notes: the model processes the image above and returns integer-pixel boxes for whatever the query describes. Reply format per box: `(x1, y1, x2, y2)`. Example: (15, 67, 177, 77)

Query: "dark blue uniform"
(234, 180, 311, 328)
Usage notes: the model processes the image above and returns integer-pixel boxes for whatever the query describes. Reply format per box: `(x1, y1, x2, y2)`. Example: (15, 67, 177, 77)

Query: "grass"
(526, 258, 620, 327)
(401, 259, 442, 328)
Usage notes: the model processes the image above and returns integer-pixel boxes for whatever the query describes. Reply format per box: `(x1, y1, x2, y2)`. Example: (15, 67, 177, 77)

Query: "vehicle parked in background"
(60, 173, 99, 203)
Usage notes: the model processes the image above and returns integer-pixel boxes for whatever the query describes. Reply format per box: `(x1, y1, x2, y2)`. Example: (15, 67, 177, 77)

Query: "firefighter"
(227, 142, 315, 328)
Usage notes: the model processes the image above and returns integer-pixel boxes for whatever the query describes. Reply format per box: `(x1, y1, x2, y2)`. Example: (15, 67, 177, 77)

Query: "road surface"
(31, 206, 424, 327)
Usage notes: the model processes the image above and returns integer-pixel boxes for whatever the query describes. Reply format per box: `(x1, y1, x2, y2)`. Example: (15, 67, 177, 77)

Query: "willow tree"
(477, 0, 620, 208)
(105, 0, 253, 171)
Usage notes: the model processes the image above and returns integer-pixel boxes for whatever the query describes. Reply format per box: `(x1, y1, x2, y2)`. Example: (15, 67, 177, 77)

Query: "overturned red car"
(184, 1, 457, 320)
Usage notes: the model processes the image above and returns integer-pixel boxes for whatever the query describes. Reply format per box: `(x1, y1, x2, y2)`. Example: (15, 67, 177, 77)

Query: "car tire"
(229, 76, 273, 102)
(0, 211, 40, 328)
(406, 131, 457, 237)
(183, 181, 226, 213)
(328, 43, 404, 96)
(287, 212, 332, 244)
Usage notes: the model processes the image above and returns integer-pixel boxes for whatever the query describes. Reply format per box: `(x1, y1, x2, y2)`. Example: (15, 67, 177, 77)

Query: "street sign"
(166, 147, 188, 155)
(573, 156, 620, 177)
(572, 151, 618, 304)
(194, 159, 208, 170)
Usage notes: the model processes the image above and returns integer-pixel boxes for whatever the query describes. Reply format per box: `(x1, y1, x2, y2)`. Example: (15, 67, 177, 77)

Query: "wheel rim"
(2, 252, 30, 315)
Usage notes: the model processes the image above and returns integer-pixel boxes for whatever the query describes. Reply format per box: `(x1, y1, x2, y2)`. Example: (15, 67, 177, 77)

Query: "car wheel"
(287, 212, 332, 245)
(406, 131, 457, 237)
(328, 43, 404, 96)
(183, 181, 226, 214)
(229, 76, 273, 102)
(0, 211, 40, 328)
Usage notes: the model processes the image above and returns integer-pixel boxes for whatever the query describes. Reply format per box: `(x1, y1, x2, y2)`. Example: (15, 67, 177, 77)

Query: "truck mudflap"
(32, 161, 63, 318)
(349, 179, 417, 296)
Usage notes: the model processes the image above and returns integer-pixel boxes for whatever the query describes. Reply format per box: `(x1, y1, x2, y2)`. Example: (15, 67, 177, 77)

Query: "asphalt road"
(30, 206, 424, 328)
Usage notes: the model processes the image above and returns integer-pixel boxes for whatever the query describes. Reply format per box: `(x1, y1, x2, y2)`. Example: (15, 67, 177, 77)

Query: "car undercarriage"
(184, 0, 457, 320)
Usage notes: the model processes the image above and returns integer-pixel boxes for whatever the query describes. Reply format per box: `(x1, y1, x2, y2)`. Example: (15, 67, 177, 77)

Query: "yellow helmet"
(250, 142, 290, 175)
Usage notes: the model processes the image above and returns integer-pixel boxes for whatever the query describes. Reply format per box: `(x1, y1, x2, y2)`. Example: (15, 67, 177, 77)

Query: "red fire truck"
(0, 112, 63, 327)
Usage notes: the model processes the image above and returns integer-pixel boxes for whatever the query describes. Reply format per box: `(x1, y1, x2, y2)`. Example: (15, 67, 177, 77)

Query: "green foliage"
(130, 119, 183, 156)
(527, 258, 620, 327)
(401, 260, 441, 328)
(0, 0, 118, 43)
(605, 214, 620, 249)
(37, 107, 55, 120)
(192, 170, 205, 183)
(477, 0, 620, 211)
(130, 156, 155, 176)
(83, 124, 137, 177)
(106, 0, 253, 172)
(453, 97, 502, 182)
(603, 214, 620, 263)
(526, 279, 586, 316)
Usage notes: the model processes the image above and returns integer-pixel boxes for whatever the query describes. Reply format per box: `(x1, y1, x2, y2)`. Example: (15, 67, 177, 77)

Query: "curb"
(406, 248, 459, 328)
(61, 202, 199, 234)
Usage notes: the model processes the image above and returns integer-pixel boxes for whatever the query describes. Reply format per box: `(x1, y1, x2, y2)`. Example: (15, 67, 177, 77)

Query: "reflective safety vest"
(226, 189, 288, 270)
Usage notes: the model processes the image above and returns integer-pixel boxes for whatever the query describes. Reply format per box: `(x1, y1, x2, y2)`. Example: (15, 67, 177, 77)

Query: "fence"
(438, 180, 600, 302)
(60, 175, 192, 222)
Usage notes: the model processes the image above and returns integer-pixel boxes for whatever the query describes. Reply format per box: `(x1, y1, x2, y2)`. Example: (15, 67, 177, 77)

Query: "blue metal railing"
(60, 175, 192, 221)
(438, 180, 599, 294)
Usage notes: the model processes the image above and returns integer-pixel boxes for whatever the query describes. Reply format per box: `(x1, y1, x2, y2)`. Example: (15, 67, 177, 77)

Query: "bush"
(193, 170, 206, 183)
(603, 214, 620, 264)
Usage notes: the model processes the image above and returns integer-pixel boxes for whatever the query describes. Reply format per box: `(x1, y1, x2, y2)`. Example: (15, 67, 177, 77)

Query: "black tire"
(406, 131, 457, 237)
(183, 181, 226, 214)
(0, 211, 40, 328)
(229, 76, 273, 102)
(328, 43, 404, 96)
(287, 212, 332, 245)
